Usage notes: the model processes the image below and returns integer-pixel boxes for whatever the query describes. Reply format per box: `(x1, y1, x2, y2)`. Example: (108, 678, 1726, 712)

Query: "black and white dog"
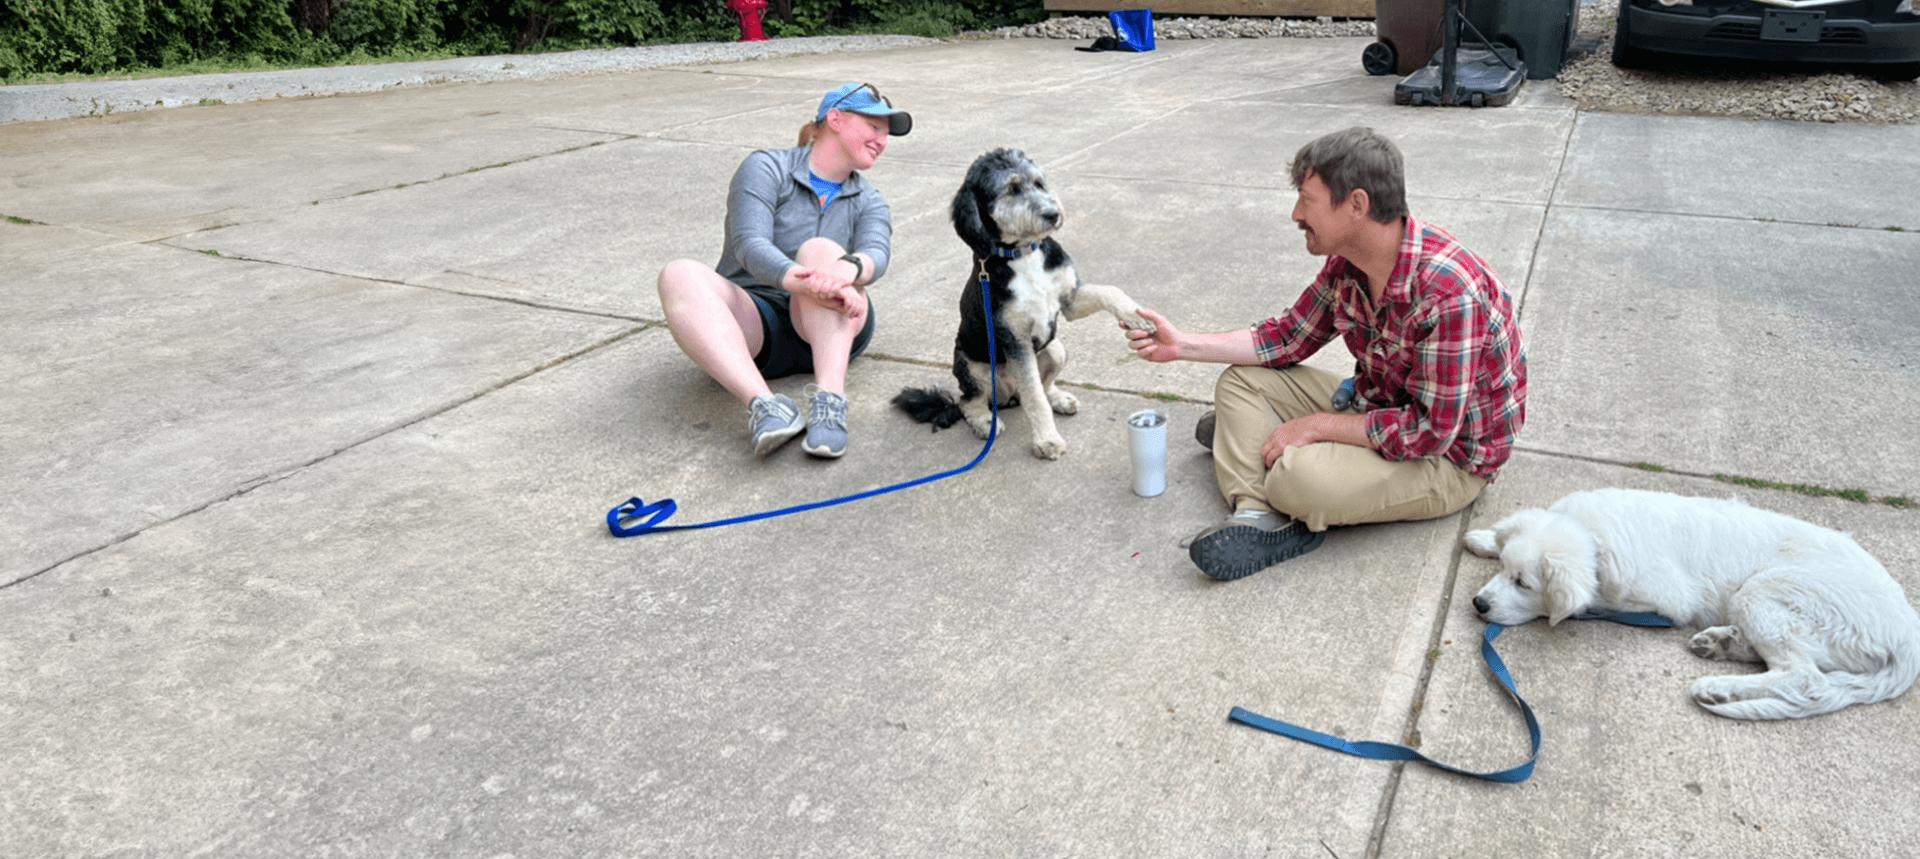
(893, 148, 1155, 460)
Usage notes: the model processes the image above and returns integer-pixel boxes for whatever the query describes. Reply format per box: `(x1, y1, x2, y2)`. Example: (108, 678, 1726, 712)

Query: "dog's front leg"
(1064, 283, 1155, 332)
(1038, 339, 1077, 415)
(1009, 347, 1067, 460)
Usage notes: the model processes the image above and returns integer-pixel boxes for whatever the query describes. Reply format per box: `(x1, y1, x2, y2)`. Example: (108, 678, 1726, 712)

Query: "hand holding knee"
(780, 264, 819, 294)
(827, 285, 865, 319)
(1262, 418, 1320, 468)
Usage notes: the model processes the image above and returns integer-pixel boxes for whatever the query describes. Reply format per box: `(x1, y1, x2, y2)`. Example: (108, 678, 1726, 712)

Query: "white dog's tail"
(1700, 634, 1920, 720)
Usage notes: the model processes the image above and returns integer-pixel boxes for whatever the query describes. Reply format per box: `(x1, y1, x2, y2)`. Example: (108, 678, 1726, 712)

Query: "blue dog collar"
(989, 242, 1041, 260)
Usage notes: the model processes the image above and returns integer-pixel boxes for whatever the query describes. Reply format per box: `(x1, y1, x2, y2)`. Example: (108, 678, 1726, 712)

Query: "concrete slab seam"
(1, 324, 649, 591)
(150, 221, 239, 242)
(1514, 443, 1919, 510)
(646, 89, 822, 138)
(311, 135, 628, 206)
(1051, 103, 1209, 172)
(1552, 200, 1920, 235)
(1517, 107, 1581, 313)
(1044, 166, 1554, 210)
(635, 143, 978, 175)
(1363, 505, 1481, 859)
(1205, 73, 1399, 107)
(150, 242, 652, 324)
(532, 124, 647, 140)
(10, 218, 145, 253)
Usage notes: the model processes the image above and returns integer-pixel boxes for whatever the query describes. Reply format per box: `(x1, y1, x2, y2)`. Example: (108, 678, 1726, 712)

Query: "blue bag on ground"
(1107, 9, 1156, 52)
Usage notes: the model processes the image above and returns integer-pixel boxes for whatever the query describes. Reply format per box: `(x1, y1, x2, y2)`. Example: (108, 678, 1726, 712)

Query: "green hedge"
(0, 0, 1044, 82)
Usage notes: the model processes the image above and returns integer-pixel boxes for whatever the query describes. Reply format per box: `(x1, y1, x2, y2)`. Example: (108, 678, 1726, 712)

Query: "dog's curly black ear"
(951, 183, 990, 256)
(951, 161, 997, 256)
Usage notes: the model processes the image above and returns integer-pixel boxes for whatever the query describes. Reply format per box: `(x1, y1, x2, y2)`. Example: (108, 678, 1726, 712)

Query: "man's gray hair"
(1288, 127, 1408, 224)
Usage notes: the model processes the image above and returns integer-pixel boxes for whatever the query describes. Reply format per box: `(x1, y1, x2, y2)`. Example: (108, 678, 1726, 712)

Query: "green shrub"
(327, 0, 443, 53)
(0, 0, 1047, 81)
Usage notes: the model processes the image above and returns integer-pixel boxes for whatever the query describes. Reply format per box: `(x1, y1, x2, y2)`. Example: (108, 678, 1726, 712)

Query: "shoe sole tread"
(1189, 523, 1323, 581)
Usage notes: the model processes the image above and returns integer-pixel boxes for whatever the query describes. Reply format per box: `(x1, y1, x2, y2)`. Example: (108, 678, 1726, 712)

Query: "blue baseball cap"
(816, 82, 912, 136)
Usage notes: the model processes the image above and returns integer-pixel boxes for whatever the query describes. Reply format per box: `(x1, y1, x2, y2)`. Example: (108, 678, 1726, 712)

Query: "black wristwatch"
(838, 252, 865, 284)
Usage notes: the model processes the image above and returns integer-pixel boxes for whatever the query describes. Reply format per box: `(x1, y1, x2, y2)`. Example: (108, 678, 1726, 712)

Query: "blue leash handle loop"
(609, 269, 1001, 537)
(1229, 610, 1672, 783)
(608, 497, 678, 536)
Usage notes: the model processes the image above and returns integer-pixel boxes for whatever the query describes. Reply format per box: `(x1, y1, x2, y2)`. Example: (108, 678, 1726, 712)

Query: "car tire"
(1610, 0, 1654, 69)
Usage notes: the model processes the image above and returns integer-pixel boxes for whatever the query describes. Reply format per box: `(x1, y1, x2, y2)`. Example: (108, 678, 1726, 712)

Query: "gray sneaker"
(1188, 508, 1324, 581)
(802, 387, 848, 458)
(1196, 409, 1215, 451)
(749, 393, 805, 457)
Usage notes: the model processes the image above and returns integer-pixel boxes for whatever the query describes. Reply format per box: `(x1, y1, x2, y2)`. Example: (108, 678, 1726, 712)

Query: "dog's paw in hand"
(1031, 434, 1067, 460)
(1118, 307, 1157, 334)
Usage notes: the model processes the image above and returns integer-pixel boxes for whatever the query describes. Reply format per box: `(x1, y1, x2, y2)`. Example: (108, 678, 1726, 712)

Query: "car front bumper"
(1626, 1, 1920, 64)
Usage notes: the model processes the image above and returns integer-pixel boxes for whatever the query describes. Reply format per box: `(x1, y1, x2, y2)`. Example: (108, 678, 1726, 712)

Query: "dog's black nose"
(1472, 595, 1491, 615)
(1040, 209, 1061, 225)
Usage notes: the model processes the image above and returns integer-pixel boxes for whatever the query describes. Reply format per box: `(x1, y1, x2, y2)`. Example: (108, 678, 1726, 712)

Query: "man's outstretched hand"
(1123, 307, 1183, 363)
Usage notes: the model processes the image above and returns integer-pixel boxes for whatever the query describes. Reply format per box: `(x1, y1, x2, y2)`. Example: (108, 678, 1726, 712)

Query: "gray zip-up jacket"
(715, 145, 893, 289)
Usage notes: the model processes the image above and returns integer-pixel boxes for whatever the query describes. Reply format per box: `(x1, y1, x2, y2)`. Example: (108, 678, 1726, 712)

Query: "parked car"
(1613, 0, 1920, 80)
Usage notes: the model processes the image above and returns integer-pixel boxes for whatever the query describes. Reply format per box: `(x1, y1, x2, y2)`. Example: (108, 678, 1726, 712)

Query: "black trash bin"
(1368, 0, 1446, 76)
(1465, 0, 1581, 79)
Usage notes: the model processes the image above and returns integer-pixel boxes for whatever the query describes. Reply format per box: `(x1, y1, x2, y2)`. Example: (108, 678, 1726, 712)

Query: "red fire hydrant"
(727, 0, 769, 42)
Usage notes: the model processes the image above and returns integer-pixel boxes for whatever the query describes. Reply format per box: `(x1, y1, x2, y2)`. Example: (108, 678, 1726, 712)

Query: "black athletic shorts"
(741, 283, 876, 380)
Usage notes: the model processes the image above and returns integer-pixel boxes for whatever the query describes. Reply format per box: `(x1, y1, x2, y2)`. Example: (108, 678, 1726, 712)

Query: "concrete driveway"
(4, 35, 1919, 857)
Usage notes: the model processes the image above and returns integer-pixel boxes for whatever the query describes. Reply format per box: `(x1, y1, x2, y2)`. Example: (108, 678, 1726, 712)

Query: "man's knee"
(1263, 446, 1355, 524)
(1213, 364, 1267, 403)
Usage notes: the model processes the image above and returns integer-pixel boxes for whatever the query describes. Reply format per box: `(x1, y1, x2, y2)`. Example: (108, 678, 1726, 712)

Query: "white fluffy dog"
(1464, 488, 1920, 720)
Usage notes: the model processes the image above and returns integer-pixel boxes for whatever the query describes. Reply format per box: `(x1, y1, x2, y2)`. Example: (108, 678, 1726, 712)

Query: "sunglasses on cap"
(825, 82, 892, 113)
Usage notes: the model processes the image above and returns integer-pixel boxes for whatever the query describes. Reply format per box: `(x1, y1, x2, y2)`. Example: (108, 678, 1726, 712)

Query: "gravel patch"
(0, 35, 936, 125)
(984, 8, 1917, 125)
(978, 15, 1375, 41)
(1557, 3, 1920, 124)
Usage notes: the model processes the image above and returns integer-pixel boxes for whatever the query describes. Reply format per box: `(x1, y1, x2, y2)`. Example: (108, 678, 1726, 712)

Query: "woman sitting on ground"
(655, 82, 911, 460)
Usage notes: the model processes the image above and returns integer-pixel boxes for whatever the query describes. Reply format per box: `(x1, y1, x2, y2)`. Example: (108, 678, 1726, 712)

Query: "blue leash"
(1228, 610, 1673, 783)
(609, 270, 1002, 536)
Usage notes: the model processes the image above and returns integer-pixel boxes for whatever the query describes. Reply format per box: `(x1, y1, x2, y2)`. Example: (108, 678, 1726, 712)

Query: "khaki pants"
(1211, 365, 1486, 532)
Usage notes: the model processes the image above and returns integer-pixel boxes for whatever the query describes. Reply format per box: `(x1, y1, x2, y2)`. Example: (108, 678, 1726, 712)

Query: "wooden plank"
(1042, 0, 1374, 18)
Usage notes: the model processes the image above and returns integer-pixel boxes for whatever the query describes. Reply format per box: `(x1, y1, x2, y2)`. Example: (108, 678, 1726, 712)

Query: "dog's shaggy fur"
(892, 148, 1154, 459)
(1465, 488, 1920, 720)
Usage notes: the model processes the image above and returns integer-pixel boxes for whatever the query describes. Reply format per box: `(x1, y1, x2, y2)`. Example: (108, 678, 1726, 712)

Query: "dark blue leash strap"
(610, 268, 1001, 537)
(1228, 610, 1672, 783)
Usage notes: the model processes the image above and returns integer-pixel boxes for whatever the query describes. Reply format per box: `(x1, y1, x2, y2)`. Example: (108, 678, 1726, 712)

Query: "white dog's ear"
(1542, 551, 1599, 626)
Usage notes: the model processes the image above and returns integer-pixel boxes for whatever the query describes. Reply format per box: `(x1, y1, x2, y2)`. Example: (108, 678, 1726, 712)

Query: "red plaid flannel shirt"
(1251, 216, 1527, 480)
